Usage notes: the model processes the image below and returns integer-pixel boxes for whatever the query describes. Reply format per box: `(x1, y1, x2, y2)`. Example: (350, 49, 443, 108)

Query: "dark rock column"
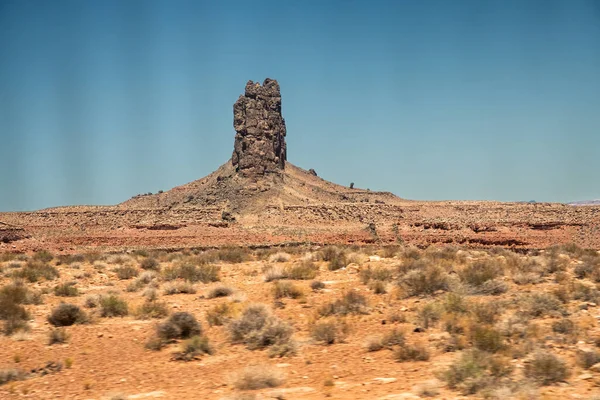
(232, 78, 287, 178)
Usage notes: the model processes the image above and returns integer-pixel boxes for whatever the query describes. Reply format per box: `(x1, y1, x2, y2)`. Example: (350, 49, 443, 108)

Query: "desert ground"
(1, 244, 600, 399)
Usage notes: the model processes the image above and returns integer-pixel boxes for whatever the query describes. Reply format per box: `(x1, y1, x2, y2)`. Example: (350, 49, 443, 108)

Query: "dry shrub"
(458, 260, 503, 287)
(48, 328, 69, 345)
(369, 280, 387, 294)
(470, 324, 504, 353)
(552, 318, 575, 335)
(471, 301, 501, 325)
(232, 365, 284, 390)
(440, 349, 513, 395)
(360, 266, 394, 284)
(12, 261, 59, 282)
(207, 285, 234, 298)
(173, 335, 214, 361)
(524, 351, 570, 385)
(135, 300, 169, 319)
(227, 304, 294, 356)
(273, 281, 303, 299)
(311, 319, 349, 345)
(216, 247, 250, 263)
(206, 302, 236, 326)
(395, 343, 430, 362)
(512, 272, 542, 285)
(366, 328, 405, 351)
(115, 265, 139, 280)
(310, 280, 325, 291)
(163, 281, 196, 295)
(319, 246, 348, 270)
(0, 368, 27, 385)
(318, 291, 368, 316)
(48, 303, 88, 326)
(268, 252, 291, 263)
(54, 282, 79, 297)
(33, 250, 53, 262)
(522, 293, 563, 318)
(140, 257, 160, 271)
(163, 264, 220, 283)
(576, 349, 600, 369)
(156, 312, 202, 344)
(398, 264, 449, 296)
(100, 294, 129, 317)
(284, 260, 318, 280)
(417, 302, 442, 329)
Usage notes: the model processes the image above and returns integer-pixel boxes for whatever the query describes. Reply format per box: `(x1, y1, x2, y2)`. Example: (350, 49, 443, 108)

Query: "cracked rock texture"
(232, 78, 287, 178)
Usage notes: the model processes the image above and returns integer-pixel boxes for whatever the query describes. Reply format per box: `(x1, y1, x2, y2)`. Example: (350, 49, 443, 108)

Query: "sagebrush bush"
(369, 280, 387, 294)
(440, 350, 512, 395)
(268, 252, 291, 263)
(522, 293, 563, 317)
(227, 304, 294, 355)
(458, 260, 503, 287)
(232, 365, 284, 390)
(366, 328, 405, 351)
(360, 266, 394, 284)
(318, 291, 368, 316)
(13, 261, 59, 282)
(216, 247, 250, 263)
(163, 263, 220, 283)
(100, 294, 129, 317)
(399, 264, 449, 296)
(576, 349, 600, 369)
(471, 324, 504, 353)
(173, 335, 214, 361)
(140, 257, 160, 271)
(417, 302, 442, 329)
(524, 351, 570, 385)
(284, 261, 318, 280)
(54, 282, 79, 297)
(395, 344, 430, 362)
(319, 246, 348, 271)
(206, 302, 235, 326)
(33, 250, 54, 263)
(552, 318, 575, 335)
(48, 328, 69, 345)
(157, 312, 202, 341)
(115, 265, 139, 280)
(48, 303, 87, 326)
(311, 319, 349, 345)
(163, 280, 196, 295)
(0, 368, 26, 385)
(135, 300, 169, 320)
(207, 285, 233, 298)
(273, 281, 303, 299)
(310, 280, 325, 291)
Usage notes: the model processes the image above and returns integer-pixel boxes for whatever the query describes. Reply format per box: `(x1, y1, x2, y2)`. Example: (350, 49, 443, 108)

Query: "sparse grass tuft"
(135, 300, 169, 320)
(140, 257, 160, 271)
(206, 302, 236, 326)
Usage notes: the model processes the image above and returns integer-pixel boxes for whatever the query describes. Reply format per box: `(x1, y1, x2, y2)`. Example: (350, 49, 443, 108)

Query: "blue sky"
(1, 0, 599, 211)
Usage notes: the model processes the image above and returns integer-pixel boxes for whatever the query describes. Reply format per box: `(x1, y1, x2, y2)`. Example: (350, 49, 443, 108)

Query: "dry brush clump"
(231, 365, 284, 390)
(48, 303, 88, 327)
(318, 291, 369, 317)
(227, 304, 295, 357)
(12, 260, 59, 282)
(163, 263, 220, 283)
(100, 294, 129, 317)
(311, 319, 350, 345)
(147, 311, 206, 351)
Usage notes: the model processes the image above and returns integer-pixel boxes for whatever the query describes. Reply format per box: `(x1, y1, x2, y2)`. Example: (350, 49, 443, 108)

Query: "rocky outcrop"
(232, 78, 286, 178)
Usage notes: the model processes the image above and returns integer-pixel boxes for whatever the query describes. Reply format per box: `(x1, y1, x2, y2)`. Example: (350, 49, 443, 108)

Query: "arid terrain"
(1, 79, 599, 399)
(1, 244, 600, 400)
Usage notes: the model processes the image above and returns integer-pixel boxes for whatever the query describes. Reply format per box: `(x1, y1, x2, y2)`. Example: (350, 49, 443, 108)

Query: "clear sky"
(1, 0, 599, 211)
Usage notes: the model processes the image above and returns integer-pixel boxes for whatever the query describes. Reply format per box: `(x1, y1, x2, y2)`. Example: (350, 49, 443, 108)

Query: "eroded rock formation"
(232, 78, 286, 178)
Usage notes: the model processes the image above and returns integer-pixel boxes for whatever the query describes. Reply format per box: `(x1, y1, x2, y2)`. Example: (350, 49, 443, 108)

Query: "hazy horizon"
(1, 0, 599, 211)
